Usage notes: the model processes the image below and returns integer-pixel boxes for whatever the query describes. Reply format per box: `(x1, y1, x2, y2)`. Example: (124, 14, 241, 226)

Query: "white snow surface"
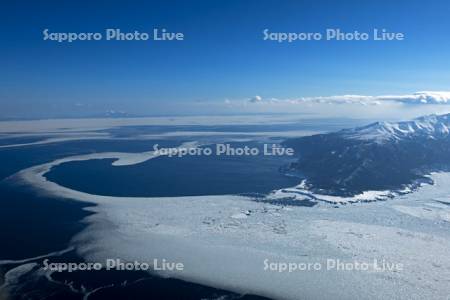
(344, 113, 450, 143)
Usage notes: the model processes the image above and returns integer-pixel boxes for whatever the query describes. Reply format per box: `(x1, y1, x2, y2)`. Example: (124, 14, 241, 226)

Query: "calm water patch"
(46, 142, 300, 197)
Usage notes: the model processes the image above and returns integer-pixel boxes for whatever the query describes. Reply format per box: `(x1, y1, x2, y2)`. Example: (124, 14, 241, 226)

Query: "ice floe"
(8, 147, 450, 299)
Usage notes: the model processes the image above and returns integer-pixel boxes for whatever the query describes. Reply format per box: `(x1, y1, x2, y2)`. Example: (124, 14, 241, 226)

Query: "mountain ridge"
(283, 113, 450, 196)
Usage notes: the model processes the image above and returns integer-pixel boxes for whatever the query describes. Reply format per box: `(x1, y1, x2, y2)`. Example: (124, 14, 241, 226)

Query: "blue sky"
(1, 0, 450, 118)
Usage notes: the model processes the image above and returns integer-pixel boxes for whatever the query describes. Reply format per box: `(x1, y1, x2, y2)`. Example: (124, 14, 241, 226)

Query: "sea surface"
(0, 120, 362, 299)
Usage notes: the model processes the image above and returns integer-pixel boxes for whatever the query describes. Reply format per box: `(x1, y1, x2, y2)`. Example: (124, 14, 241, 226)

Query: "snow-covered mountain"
(283, 113, 450, 196)
(343, 114, 450, 143)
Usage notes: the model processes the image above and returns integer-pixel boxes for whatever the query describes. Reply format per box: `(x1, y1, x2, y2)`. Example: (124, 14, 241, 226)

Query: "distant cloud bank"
(246, 91, 450, 106)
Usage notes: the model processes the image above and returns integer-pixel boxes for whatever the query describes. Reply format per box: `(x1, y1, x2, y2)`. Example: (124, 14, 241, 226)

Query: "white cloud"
(249, 95, 263, 103)
(380, 91, 450, 104)
(246, 91, 450, 106)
